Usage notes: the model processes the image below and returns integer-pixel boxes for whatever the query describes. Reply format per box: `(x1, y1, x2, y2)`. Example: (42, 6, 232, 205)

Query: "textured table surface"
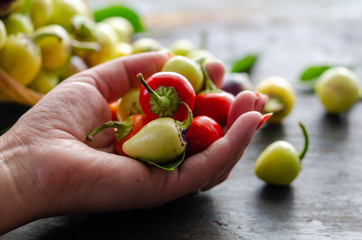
(1, 0, 362, 239)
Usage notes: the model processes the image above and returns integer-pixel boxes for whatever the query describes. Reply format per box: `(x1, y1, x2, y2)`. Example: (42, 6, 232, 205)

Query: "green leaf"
(300, 66, 331, 82)
(139, 151, 186, 171)
(93, 5, 144, 33)
(231, 54, 258, 74)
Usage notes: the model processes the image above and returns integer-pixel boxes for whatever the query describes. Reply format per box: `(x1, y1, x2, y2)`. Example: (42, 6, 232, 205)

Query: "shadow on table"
(5, 193, 229, 240)
(252, 184, 295, 221)
(323, 112, 350, 127)
(258, 184, 294, 203)
(252, 122, 286, 150)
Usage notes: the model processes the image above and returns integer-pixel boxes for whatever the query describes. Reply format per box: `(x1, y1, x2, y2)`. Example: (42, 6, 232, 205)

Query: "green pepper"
(0, 33, 42, 85)
(122, 102, 192, 168)
(254, 122, 309, 185)
(102, 16, 134, 43)
(70, 14, 97, 42)
(116, 87, 143, 121)
(84, 22, 119, 67)
(168, 39, 197, 57)
(131, 37, 163, 54)
(3, 12, 34, 34)
(32, 24, 99, 70)
(255, 76, 295, 124)
(32, 24, 71, 70)
(28, 70, 59, 94)
(50, 0, 90, 31)
(30, 0, 54, 29)
(161, 55, 204, 93)
(315, 67, 361, 114)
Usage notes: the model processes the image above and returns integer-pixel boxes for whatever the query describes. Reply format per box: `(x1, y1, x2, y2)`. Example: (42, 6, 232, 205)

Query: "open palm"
(1, 52, 267, 232)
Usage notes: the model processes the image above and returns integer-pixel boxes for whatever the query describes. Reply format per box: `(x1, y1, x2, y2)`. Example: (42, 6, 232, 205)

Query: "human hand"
(0, 51, 267, 234)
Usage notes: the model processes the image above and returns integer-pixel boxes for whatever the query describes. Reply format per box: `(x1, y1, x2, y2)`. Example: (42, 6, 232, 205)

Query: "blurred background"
(88, 0, 362, 83)
(1, 0, 362, 105)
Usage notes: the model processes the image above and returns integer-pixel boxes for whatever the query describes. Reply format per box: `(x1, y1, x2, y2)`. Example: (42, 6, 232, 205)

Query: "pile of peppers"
(88, 57, 236, 170)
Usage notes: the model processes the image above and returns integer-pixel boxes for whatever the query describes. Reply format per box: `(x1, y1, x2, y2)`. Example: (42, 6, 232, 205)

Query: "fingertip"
(238, 110, 263, 128)
(254, 91, 269, 113)
(227, 90, 256, 128)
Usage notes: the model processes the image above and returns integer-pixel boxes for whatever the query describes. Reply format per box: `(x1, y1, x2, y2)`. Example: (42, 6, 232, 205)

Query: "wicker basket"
(0, 69, 43, 106)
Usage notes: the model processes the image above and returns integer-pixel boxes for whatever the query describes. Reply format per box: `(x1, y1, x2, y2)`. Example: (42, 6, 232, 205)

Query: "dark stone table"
(1, 0, 362, 239)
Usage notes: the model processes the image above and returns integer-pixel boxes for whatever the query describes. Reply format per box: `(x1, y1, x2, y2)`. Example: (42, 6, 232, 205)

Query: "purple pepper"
(221, 73, 253, 96)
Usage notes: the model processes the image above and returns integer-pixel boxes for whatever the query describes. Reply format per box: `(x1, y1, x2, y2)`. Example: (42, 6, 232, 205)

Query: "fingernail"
(256, 113, 273, 131)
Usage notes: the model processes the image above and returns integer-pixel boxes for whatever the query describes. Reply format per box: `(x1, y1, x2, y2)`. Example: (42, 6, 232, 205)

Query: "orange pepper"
(109, 100, 119, 121)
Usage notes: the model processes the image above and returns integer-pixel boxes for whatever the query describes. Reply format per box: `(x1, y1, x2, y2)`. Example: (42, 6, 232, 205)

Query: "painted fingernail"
(256, 113, 273, 131)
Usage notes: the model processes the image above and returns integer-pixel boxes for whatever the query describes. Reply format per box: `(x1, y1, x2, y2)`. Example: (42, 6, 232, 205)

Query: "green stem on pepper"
(87, 117, 133, 142)
(32, 31, 99, 52)
(137, 73, 180, 118)
(298, 122, 309, 161)
(31, 31, 65, 43)
(178, 101, 193, 133)
(200, 61, 221, 93)
(71, 39, 100, 52)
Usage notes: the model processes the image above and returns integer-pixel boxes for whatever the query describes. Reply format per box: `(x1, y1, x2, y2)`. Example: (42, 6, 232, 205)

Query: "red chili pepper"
(192, 65, 235, 127)
(87, 114, 149, 156)
(186, 115, 223, 156)
(138, 72, 196, 121)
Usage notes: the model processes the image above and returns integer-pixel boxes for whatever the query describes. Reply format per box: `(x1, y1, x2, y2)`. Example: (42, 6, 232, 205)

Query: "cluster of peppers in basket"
(87, 56, 235, 170)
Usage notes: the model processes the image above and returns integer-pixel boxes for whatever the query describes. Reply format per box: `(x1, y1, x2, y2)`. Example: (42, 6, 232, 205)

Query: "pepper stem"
(71, 16, 97, 41)
(32, 31, 99, 52)
(137, 73, 180, 117)
(71, 39, 100, 52)
(32, 32, 64, 43)
(87, 118, 133, 142)
(178, 101, 193, 133)
(137, 73, 169, 106)
(298, 122, 309, 161)
(200, 62, 221, 93)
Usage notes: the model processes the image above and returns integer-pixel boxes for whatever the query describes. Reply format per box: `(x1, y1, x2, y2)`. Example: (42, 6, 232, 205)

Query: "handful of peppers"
(88, 56, 237, 170)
